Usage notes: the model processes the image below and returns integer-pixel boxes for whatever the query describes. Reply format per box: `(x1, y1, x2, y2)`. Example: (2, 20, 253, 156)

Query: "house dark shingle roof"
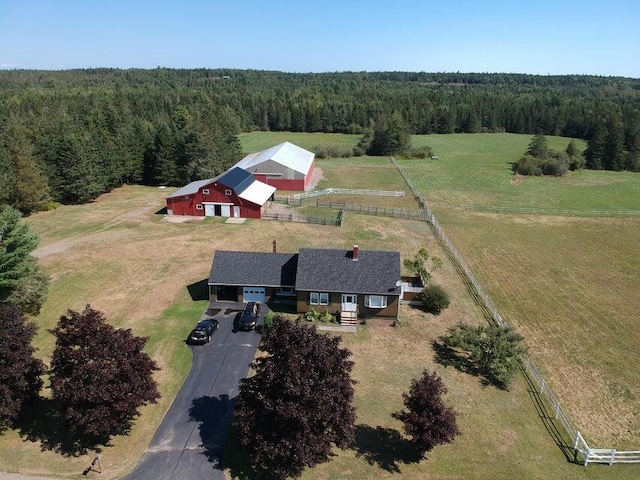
(295, 247, 401, 295)
(217, 167, 255, 195)
(209, 251, 298, 287)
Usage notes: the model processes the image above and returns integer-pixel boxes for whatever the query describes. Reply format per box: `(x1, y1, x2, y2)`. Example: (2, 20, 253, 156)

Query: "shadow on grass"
(432, 340, 505, 389)
(155, 206, 168, 215)
(187, 279, 210, 301)
(521, 370, 579, 463)
(188, 395, 238, 471)
(14, 397, 109, 456)
(352, 424, 422, 473)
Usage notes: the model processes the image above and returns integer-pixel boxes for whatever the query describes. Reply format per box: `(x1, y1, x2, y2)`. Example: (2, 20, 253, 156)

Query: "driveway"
(123, 303, 261, 480)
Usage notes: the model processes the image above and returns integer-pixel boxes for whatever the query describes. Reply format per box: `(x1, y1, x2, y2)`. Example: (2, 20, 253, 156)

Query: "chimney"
(273, 239, 277, 253)
(352, 244, 359, 261)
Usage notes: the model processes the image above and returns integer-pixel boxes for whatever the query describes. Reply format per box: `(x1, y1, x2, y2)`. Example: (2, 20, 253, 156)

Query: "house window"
(196, 204, 203, 210)
(310, 292, 329, 305)
(365, 295, 387, 308)
(278, 287, 295, 296)
(225, 189, 232, 196)
(202, 188, 210, 195)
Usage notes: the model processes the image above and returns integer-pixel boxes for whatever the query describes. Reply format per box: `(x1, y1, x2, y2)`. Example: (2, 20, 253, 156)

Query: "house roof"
(295, 247, 401, 295)
(236, 142, 315, 175)
(166, 178, 215, 198)
(208, 251, 298, 287)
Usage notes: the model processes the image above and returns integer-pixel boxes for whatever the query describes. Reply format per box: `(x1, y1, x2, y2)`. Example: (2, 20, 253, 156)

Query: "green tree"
(368, 113, 411, 156)
(439, 323, 527, 390)
(525, 133, 549, 158)
(403, 248, 442, 284)
(584, 124, 606, 169)
(0, 206, 49, 315)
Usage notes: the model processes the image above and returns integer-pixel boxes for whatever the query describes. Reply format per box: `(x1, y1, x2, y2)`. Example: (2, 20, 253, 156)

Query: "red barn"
(166, 167, 276, 219)
(234, 142, 315, 191)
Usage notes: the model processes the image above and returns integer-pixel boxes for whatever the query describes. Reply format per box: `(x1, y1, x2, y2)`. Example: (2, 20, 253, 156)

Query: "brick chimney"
(352, 244, 359, 261)
(273, 239, 277, 253)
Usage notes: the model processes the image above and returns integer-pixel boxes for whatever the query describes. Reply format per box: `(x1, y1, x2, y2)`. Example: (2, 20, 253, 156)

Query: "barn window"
(365, 295, 387, 308)
(225, 189, 232, 196)
(202, 188, 210, 195)
(184, 195, 190, 200)
(196, 204, 203, 210)
(310, 292, 329, 305)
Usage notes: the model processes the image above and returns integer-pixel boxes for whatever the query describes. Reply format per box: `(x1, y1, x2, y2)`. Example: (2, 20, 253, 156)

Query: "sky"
(1, 0, 639, 77)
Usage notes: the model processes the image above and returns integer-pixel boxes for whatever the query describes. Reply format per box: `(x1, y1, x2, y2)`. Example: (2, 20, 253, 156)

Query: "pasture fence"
(390, 157, 640, 466)
(275, 188, 405, 206)
(262, 210, 343, 227)
(314, 200, 430, 222)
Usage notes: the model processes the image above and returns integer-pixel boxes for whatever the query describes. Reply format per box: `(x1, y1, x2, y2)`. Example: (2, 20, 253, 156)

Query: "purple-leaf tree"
(0, 304, 44, 431)
(233, 317, 356, 479)
(49, 306, 160, 442)
(393, 370, 459, 455)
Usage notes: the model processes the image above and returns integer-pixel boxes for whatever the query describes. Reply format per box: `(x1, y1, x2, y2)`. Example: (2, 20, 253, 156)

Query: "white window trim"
(278, 287, 296, 296)
(202, 188, 210, 194)
(365, 295, 387, 308)
(310, 292, 329, 306)
(225, 189, 233, 196)
(196, 204, 203, 210)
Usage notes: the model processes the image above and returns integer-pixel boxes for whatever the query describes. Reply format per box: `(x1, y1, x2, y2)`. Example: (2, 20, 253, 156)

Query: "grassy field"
(239, 131, 360, 154)
(2, 131, 638, 478)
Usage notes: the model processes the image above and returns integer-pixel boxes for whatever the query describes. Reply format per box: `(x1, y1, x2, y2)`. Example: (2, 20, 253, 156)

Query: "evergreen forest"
(1, 69, 639, 213)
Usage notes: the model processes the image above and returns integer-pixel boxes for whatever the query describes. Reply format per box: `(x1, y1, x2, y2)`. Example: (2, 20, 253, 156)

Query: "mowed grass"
(239, 131, 360, 154)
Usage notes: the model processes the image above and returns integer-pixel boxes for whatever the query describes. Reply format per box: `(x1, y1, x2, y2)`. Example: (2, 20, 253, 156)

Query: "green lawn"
(239, 131, 360, 154)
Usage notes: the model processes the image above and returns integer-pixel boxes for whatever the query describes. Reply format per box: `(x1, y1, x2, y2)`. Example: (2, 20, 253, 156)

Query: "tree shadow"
(352, 424, 422, 473)
(188, 395, 238, 470)
(225, 424, 272, 480)
(14, 397, 109, 456)
(432, 340, 509, 390)
(187, 279, 209, 301)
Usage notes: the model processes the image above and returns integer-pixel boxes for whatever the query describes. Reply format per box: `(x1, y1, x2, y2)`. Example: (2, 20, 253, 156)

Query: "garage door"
(243, 287, 265, 303)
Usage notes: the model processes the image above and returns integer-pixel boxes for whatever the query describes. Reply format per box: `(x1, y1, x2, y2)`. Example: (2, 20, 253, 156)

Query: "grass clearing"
(3, 131, 638, 478)
(239, 131, 360, 154)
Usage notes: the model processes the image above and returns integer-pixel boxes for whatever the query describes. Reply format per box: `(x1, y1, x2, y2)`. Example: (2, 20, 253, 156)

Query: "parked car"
(187, 319, 218, 344)
(239, 302, 261, 331)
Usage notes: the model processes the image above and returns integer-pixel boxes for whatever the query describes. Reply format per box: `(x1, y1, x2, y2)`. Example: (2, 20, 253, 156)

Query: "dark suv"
(239, 302, 261, 331)
(187, 319, 218, 344)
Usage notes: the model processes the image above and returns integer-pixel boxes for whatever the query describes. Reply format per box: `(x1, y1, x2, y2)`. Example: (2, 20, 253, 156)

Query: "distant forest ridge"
(1, 69, 639, 211)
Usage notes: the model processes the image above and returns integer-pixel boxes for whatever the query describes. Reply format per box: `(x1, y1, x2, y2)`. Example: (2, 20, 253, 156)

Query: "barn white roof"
(237, 180, 276, 205)
(236, 142, 315, 175)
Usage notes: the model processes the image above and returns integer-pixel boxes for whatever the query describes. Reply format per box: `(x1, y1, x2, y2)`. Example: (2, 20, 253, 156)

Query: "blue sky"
(1, 0, 639, 77)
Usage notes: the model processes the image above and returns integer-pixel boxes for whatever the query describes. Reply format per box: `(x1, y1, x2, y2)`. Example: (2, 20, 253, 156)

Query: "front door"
(234, 206, 240, 217)
(341, 294, 357, 312)
(214, 204, 222, 216)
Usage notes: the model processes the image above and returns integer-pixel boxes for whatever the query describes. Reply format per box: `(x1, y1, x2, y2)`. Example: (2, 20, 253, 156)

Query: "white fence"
(293, 188, 405, 201)
(391, 157, 640, 466)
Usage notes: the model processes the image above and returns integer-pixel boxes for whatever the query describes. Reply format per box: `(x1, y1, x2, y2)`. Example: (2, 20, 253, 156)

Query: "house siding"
(296, 291, 399, 319)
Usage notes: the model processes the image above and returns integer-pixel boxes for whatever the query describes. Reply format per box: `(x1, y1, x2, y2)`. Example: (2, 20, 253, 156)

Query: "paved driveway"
(123, 304, 261, 480)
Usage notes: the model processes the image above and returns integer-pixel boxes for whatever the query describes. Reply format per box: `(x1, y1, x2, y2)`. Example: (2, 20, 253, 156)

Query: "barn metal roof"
(166, 178, 215, 198)
(216, 167, 255, 195)
(237, 180, 276, 206)
(235, 142, 315, 175)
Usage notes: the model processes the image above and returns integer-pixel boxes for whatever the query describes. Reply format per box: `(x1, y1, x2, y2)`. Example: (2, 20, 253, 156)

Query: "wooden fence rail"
(262, 210, 344, 227)
(390, 157, 640, 466)
(314, 200, 429, 221)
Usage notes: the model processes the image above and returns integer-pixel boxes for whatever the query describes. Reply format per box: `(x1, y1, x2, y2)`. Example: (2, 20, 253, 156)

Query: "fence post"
(610, 450, 616, 466)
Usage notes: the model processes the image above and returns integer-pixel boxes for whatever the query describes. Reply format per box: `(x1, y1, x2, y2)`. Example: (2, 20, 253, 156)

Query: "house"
(234, 142, 315, 191)
(208, 244, 401, 323)
(166, 167, 276, 218)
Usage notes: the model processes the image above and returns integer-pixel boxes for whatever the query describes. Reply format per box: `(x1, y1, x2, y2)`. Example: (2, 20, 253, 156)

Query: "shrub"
(262, 312, 277, 332)
(312, 144, 354, 159)
(420, 284, 450, 315)
(512, 155, 542, 176)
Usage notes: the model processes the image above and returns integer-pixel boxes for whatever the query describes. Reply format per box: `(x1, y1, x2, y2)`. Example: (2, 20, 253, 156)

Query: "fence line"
(262, 210, 343, 227)
(390, 157, 640, 466)
(314, 200, 430, 221)
(275, 188, 405, 206)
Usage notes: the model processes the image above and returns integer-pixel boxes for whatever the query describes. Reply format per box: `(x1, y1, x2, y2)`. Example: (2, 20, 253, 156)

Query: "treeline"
(1, 69, 639, 212)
